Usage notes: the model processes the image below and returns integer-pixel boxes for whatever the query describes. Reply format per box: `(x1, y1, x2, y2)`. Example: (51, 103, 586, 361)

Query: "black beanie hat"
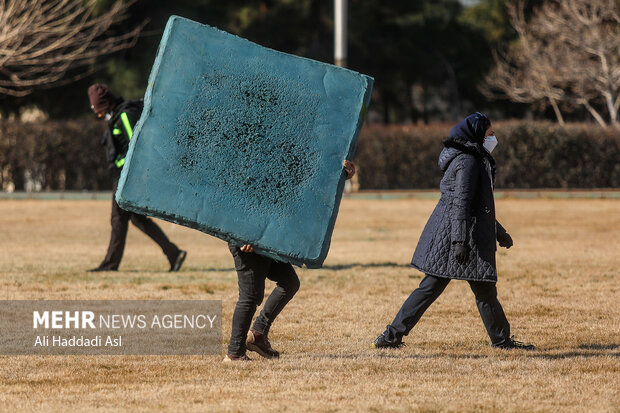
(88, 84, 116, 113)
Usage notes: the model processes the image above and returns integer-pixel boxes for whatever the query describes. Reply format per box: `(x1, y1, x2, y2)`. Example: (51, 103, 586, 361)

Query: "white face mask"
(483, 135, 498, 153)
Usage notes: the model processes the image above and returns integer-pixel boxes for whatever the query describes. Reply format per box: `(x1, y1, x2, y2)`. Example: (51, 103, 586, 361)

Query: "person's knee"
(286, 275, 301, 297)
(417, 275, 449, 297)
(277, 271, 300, 297)
(130, 214, 150, 226)
(239, 290, 264, 307)
(470, 283, 497, 301)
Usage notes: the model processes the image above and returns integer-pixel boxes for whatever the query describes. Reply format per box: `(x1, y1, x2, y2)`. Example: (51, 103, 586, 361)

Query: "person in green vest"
(87, 84, 187, 272)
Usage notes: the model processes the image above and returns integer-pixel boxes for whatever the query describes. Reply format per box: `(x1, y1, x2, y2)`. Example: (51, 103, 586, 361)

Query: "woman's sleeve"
(496, 220, 507, 238)
(451, 154, 480, 244)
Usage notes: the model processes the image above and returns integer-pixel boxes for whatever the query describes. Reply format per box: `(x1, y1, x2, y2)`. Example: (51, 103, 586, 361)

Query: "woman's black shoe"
(372, 334, 405, 349)
(87, 267, 116, 272)
(493, 337, 535, 350)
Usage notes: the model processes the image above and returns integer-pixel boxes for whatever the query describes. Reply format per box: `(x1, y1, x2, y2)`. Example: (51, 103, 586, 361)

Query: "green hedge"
(1, 119, 618, 191)
(354, 122, 620, 189)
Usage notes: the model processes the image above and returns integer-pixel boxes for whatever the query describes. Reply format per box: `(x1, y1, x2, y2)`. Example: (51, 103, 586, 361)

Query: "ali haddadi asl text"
(34, 335, 121, 347)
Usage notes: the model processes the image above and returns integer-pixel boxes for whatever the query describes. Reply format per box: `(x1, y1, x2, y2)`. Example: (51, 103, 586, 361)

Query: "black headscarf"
(441, 112, 496, 180)
(448, 112, 490, 145)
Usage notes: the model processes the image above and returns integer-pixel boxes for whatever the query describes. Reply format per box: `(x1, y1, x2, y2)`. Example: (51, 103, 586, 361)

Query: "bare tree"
(483, 0, 620, 127)
(0, 0, 145, 97)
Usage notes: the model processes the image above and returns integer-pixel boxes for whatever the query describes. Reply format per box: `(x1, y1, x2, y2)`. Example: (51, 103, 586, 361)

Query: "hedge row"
(1, 119, 618, 191)
(0, 119, 110, 191)
(354, 121, 620, 189)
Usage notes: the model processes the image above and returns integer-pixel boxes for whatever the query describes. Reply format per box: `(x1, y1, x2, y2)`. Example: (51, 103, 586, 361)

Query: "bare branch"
(0, 0, 144, 97)
(481, 0, 620, 127)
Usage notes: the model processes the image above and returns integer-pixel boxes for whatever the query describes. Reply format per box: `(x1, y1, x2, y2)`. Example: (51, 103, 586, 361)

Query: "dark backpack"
(101, 99, 144, 167)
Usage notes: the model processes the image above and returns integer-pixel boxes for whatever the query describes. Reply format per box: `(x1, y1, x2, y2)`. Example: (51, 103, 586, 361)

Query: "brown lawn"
(0, 198, 618, 412)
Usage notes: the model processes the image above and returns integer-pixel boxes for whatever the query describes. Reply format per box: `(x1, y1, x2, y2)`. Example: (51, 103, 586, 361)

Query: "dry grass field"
(0, 197, 618, 412)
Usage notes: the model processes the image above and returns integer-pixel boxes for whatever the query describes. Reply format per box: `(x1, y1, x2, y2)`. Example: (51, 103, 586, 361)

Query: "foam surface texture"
(116, 16, 373, 267)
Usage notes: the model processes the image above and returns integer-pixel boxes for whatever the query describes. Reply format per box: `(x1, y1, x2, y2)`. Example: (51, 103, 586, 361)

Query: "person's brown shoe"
(246, 330, 279, 359)
(223, 354, 251, 362)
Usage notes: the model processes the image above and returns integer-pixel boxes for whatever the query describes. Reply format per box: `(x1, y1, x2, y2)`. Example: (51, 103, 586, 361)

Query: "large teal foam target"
(116, 16, 373, 268)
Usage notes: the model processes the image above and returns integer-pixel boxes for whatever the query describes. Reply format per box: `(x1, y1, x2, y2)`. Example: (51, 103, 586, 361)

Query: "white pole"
(334, 0, 347, 67)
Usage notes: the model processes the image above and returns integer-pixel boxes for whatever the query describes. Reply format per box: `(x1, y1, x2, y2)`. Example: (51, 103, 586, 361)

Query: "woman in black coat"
(373, 113, 534, 350)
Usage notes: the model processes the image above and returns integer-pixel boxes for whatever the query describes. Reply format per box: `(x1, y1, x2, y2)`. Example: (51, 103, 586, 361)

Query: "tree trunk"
(11, 166, 25, 191)
(548, 97, 565, 126)
(580, 99, 608, 128)
(382, 93, 390, 124)
(406, 82, 419, 124)
(433, 50, 461, 119)
(602, 91, 618, 127)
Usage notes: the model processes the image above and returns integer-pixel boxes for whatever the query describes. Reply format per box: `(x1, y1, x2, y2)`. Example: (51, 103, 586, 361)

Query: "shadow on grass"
(83, 267, 236, 273)
(577, 343, 618, 351)
(320, 262, 411, 271)
(300, 352, 491, 360)
(178, 262, 411, 272)
(531, 343, 620, 359)
(300, 344, 620, 361)
(530, 351, 619, 359)
(185, 267, 235, 273)
(79, 263, 410, 273)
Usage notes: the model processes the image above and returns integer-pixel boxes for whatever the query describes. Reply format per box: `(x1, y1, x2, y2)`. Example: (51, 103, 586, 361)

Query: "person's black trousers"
(227, 244, 300, 356)
(97, 180, 180, 271)
(384, 274, 511, 346)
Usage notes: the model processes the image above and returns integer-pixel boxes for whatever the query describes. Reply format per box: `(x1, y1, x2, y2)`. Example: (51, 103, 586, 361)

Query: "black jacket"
(101, 99, 143, 170)
(410, 119, 506, 282)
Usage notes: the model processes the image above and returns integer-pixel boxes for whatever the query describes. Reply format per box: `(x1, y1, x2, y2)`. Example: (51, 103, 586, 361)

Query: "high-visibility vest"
(103, 99, 142, 169)
(113, 112, 134, 168)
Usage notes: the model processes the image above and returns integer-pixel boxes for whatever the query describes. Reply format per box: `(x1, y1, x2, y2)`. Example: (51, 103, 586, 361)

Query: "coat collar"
(442, 137, 497, 181)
